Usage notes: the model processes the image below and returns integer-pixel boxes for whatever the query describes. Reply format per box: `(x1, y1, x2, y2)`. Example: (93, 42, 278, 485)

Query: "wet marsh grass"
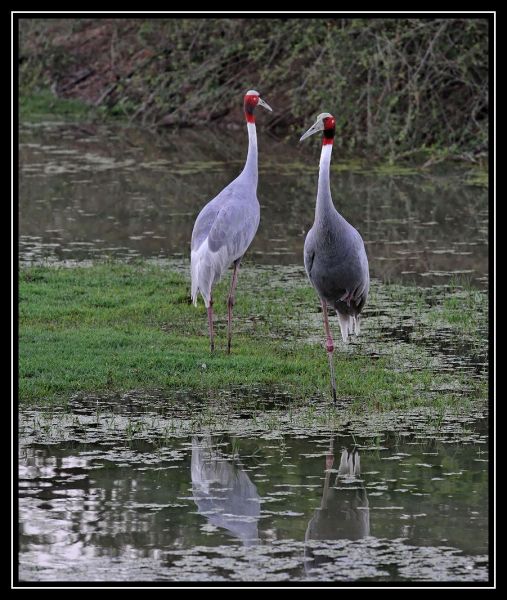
(20, 389, 485, 449)
(19, 262, 487, 409)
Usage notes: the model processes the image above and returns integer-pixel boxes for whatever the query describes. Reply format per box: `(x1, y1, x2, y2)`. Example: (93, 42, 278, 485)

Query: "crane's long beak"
(258, 97, 273, 112)
(300, 119, 324, 142)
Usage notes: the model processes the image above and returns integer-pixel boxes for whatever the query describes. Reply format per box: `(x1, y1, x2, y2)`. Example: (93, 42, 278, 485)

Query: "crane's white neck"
(316, 142, 334, 221)
(242, 122, 258, 187)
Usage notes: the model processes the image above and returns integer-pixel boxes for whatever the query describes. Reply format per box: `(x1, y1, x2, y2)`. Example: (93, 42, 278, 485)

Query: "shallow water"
(18, 394, 489, 583)
(19, 122, 488, 287)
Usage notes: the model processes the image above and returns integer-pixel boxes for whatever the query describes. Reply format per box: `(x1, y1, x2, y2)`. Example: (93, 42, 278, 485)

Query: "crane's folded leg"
(321, 299, 337, 403)
(227, 259, 241, 354)
(207, 296, 215, 352)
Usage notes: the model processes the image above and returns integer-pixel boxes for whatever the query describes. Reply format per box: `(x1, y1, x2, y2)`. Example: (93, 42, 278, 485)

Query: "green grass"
(19, 90, 98, 122)
(18, 262, 487, 408)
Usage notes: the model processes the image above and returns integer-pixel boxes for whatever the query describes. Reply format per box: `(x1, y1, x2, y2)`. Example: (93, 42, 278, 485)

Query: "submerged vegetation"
(19, 262, 487, 408)
(18, 17, 489, 163)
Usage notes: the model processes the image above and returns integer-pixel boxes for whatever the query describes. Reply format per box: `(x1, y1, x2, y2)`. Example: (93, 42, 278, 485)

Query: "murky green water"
(19, 394, 489, 583)
(19, 122, 488, 287)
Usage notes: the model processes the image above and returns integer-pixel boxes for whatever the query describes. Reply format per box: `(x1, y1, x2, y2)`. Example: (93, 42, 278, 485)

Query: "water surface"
(19, 122, 488, 287)
(19, 395, 489, 583)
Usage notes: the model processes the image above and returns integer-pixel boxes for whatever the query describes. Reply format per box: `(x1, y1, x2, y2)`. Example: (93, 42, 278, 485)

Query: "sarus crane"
(191, 90, 272, 353)
(300, 113, 370, 402)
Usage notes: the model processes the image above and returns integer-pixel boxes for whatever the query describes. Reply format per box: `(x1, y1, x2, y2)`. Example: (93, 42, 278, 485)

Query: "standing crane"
(191, 90, 272, 353)
(300, 113, 370, 402)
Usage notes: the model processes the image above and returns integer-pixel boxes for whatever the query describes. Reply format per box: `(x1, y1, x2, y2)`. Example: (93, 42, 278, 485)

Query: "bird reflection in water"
(305, 439, 370, 571)
(191, 436, 260, 546)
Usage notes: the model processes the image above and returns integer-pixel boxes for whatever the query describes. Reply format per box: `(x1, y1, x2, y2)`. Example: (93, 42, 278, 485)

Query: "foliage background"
(19, 17, 489, 162)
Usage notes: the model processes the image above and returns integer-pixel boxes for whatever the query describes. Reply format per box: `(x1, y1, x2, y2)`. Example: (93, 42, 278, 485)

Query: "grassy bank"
(19, 89, 98, 122)
(18, 262, 487, 408)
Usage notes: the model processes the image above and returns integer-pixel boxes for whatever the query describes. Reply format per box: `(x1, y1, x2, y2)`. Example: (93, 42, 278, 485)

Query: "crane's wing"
(207, 200, 260, 261)
(190, 185, 259, 307)
(191, 200, 221, 252)
(304, 248, 315, 279)
(303, 228, 316, 280)
(349, 275, 369, 314)
(350, 230, 370, 313)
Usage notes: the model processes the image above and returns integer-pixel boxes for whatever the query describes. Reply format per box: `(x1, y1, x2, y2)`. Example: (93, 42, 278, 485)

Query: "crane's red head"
(322, 115, 336, 145)
(244, 90, 272, 123)
(300, 112, 336, 145)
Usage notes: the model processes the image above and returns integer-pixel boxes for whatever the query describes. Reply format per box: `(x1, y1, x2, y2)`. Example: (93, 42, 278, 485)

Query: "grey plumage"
(191, 177, 260, 307)
(190, 90, 272, 353)
(304, 200, 369, 342)
(302, 113, 369, 343)
(301, 112, 369, 401)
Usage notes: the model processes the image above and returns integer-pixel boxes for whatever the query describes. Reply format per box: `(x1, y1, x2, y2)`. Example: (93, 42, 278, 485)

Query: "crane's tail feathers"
(337, 313, 361, 343)
(191, 240, 229, 309)
(190, 257, 200, 306)
(354, 316, 361, 336)
(337, 313, 350, 343)
(191, 247, 211, 308)
(190, 273, 200, 307)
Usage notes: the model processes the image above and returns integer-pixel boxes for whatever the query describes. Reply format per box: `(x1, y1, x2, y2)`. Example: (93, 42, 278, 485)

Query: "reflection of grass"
(464, 168, 489, 188)
(19, 262, 487, 408)
(370, 163, 420, 177)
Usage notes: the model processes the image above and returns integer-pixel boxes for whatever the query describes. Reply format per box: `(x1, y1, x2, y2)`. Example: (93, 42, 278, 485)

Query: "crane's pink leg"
(227, 260, 241, 354)
(321, 299, 337, 403)
(207, 296, 215, 352)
